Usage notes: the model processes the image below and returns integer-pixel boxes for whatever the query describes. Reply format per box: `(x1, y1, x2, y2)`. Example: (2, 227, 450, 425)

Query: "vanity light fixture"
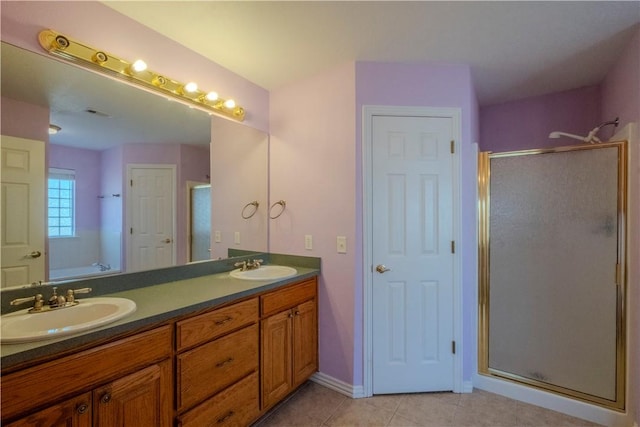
(48, 124, 61, 135)
(38, 29, 245, 121)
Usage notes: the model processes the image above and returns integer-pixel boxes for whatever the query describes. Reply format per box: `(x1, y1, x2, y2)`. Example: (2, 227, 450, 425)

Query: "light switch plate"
(234, 231, 241, 245)
(214, 230, 221, 243)
(337, 236, 347, 253)
(304, 234, 313, 250)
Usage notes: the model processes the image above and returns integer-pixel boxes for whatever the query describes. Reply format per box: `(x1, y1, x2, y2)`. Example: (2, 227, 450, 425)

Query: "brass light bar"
(38, 29, 245, 121)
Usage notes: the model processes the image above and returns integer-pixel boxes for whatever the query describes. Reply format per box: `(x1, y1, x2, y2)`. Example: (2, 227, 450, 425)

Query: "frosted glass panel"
(190, 185, 211, 262)
(488, 147, 619, 401)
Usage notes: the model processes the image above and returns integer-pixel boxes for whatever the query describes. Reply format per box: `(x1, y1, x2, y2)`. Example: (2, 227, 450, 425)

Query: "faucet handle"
(10, 295, 37, 306)
(234, 261, 247, 271)
(66, 287, 92, 303)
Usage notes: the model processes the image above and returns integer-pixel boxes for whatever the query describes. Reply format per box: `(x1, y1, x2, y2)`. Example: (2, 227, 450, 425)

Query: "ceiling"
(103, 1, 640, 106)
(1, 42, 212, 150)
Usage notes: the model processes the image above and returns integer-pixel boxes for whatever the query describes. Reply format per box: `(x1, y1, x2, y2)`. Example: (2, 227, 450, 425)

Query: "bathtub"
(49, 265, 121, 282)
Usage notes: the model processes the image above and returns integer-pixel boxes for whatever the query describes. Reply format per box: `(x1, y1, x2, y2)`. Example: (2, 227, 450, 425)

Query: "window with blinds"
(48, 168, 75, 237)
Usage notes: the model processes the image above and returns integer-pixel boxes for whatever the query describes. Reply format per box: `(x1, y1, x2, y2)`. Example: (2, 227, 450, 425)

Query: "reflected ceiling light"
(48, 124, 61, 135)
(38, 29, 245, 121)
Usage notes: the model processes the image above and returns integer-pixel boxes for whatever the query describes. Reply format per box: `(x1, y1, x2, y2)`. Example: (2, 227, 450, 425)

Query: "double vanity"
(0, 253, 320, 426)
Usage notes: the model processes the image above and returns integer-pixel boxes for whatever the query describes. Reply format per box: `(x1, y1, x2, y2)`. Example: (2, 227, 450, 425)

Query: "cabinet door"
(293, 299, 318, 386)
(261, 309, 293, 409)
(93, 360, 171, 427)
(6, 392, 91, 427)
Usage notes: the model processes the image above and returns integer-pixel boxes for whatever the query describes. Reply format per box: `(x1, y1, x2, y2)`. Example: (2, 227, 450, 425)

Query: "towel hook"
(269, 200, 286, 219)
(241, 201, 259, 219)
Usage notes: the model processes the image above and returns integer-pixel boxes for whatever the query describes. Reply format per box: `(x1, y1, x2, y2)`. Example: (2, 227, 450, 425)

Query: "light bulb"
(131, 59, 147, 72)
(205, 91, 219, 101)
(184, 82, 198, 93)
(224, 99, 236, 109)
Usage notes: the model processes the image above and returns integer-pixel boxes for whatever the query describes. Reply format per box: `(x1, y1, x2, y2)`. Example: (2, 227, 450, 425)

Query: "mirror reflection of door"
(128, 165, 176, 272)
(189, 184, 211, 262)
(1, 136, 45, 288)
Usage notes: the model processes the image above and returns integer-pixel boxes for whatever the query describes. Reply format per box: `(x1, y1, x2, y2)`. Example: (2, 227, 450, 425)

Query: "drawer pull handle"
(288, 312, 294, 318)
(100, 393, 112, 404)
(216, 357, 234, 368)
(76, 403, 89, 415)
(217, 410, 235, 424)
(294, 311, 300, 316)
(214, 316, 233, 326)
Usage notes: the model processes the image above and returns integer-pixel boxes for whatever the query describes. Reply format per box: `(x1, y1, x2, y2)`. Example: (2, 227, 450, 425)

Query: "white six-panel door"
(1, 135, 45, 288)
(371, 115, 455, 393)
(128, 165, 176, 272)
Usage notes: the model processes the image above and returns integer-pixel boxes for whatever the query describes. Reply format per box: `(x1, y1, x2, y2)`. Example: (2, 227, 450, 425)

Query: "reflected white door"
(372, 116, 455, 393)
(128, 166, 175, 272)
(1, 135, 45, 288)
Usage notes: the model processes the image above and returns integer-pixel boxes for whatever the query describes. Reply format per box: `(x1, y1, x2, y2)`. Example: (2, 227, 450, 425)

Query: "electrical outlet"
(337, 236, 347, 253)
(234, 231, 241, 245)
(304, 234, 313, 250)
(214, 230, 221, 243)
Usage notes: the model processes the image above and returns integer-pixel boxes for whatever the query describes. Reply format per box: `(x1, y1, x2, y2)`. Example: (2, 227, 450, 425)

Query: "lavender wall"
(355, 62, 479, 385)
(0, 1, 270, 133)
(602, 27, 640, 131)
(100, 146, 124, 269)
(0, 97, 49, 142)
(480, 85, 602, 152)
(270, 62, 357, 384)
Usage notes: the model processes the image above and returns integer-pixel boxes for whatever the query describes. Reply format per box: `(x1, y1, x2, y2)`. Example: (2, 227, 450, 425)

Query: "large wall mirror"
(0, 42, 268, 287)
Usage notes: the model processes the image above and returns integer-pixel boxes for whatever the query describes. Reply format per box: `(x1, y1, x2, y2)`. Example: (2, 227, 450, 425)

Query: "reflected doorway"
(189, 183, 211, 262)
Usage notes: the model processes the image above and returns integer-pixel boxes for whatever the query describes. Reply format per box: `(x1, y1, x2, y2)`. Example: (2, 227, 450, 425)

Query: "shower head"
(548, 131, 598, 143)
(549, 117, 619, 144)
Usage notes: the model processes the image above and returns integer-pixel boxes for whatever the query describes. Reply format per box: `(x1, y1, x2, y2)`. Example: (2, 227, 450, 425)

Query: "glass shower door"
(479, 142, 626, 409)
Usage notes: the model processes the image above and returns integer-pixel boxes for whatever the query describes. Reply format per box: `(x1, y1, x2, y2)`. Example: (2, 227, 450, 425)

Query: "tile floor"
(253, 381, 603, 427)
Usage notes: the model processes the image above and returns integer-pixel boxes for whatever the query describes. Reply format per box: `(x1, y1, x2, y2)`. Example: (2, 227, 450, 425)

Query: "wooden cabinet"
(2, 275, 318, 426)
(93, 360, 171, 427)
(6, 392, 92, 427)
(1, 326, 172, 427)
(175, 298, 260, 424)
(260, 278, 318, 410)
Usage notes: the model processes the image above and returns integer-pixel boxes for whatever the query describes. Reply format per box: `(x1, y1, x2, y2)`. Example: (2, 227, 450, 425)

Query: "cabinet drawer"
(1, 325, 172, 422)
(177, 324, 258, 411)
(261, 278, 316, 317)
(178, 372, 259, 427)
(176, 298, 258, 351)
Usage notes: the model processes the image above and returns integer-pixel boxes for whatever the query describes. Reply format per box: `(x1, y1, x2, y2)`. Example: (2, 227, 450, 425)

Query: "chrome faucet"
(246, 259, 263, 270)
(10, 287, 92, 313)
(234, 260, 248, 271)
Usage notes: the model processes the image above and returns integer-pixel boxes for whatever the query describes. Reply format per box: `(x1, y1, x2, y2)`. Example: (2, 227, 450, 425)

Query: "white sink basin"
(1, 297, 137, 344)
(229, 265, 297, 281)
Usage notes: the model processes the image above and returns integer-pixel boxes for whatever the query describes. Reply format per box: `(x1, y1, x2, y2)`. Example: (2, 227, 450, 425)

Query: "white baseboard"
(311, 372, 366, 398)
(311, 372, 474, 398)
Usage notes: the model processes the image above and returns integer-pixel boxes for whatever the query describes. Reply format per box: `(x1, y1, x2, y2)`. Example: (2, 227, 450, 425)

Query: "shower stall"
(478, 140, 627, 410)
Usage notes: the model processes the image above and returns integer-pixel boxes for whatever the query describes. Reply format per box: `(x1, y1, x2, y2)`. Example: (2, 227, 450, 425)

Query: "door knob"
(162, 238, 172, 244)
(26, 251, 42, 258)
(375, 264, 391, 273)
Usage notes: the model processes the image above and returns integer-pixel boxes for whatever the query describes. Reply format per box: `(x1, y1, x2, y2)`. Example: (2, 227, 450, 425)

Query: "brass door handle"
(162, 238, 172, 244)
(27, 251, 42, 258)
(375, 264, 391, 273)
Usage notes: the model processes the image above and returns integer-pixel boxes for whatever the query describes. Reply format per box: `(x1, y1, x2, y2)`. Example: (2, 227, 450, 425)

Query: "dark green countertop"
(1, 258, 319, 370)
